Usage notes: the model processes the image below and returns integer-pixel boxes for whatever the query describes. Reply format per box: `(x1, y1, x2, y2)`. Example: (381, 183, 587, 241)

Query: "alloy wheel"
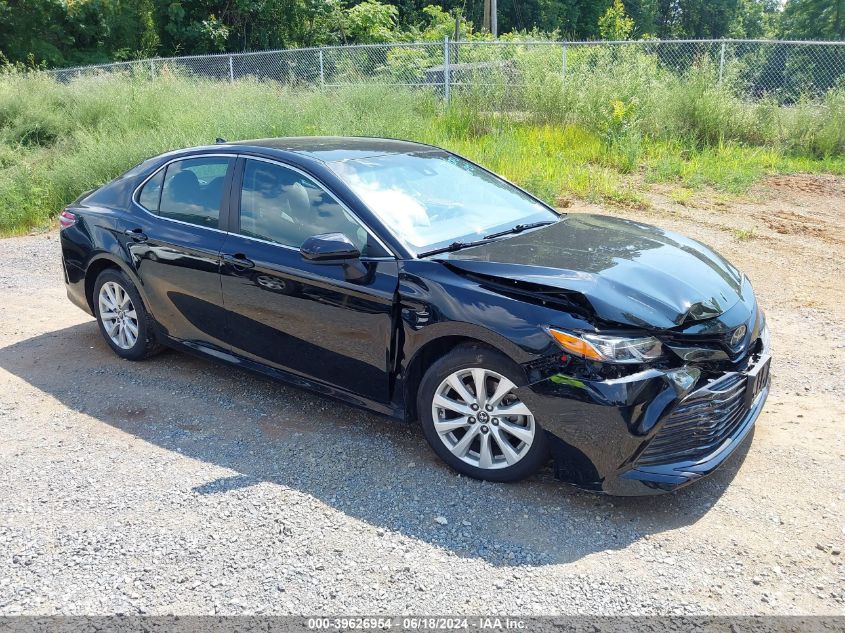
(98, 281, 139, 350)
(431, 367, 536, 470)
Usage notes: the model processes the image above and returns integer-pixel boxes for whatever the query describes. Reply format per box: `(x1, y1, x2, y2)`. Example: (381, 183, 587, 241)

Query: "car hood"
(441, 214, 746, 330)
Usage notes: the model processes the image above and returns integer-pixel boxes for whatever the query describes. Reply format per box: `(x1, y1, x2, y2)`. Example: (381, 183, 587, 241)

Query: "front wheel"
(418, 345, 549, 482)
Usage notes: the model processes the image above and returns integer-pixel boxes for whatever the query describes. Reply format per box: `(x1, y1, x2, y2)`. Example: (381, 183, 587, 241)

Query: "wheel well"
(84, 259, 120, 313)
(402, 336, 518, 423)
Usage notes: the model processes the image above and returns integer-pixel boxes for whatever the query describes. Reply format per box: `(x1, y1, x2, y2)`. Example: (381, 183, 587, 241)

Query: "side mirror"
(300, 233, 361, 263)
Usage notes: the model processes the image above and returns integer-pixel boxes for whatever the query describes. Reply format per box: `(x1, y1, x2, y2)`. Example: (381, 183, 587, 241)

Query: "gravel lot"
(1, 175, 843, 616)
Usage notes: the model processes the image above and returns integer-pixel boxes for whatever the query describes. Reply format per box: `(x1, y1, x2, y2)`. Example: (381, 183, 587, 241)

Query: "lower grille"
(637, 374, 749, 466)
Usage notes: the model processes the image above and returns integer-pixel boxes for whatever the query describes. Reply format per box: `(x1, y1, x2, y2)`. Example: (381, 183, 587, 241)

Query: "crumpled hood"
(441, 214, 746, 329)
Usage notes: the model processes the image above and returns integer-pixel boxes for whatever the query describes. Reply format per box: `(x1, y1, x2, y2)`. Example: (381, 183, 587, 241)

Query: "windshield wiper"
(483, 220, 556, 240)
(417, 239, 494, 258)
(417, 220, 558, 258)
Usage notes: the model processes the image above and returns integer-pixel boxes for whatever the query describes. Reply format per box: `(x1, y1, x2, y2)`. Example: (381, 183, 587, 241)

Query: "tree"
(342, 0, 399, 43)
(781, 0, 845, 40)
(598, 0, 635, 39)
(0, 0, 69, 66)
(539, 0, 613, 39)
(728, 0, 780, 39)
(138, 0, 160, 56)
(3, 0, 845, 69)
(676, 0, 740, 38)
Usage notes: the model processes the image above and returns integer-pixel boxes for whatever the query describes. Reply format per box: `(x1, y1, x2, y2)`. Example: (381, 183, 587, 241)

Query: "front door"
(218, 157, 399, 403)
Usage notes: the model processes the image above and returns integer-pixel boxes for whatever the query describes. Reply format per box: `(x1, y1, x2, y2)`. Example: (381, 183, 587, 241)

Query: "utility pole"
(483, 0, 490, 34)
(453, 9, 461, 64)
(443, 36, 450, 105)
(483, 0, 498, 38)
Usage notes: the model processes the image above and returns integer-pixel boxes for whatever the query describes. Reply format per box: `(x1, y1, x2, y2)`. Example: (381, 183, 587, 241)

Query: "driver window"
(239, 159, 370, 253)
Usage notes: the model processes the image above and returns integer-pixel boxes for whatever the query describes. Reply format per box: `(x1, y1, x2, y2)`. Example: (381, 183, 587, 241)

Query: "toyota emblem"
(730, 325, 747, 348)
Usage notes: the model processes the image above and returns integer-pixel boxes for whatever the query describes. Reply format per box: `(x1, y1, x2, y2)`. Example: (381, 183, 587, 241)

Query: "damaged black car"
(59, 137, 771, 495)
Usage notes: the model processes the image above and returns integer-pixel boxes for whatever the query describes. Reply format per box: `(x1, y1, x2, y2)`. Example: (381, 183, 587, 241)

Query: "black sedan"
(59, 137, 771, 495)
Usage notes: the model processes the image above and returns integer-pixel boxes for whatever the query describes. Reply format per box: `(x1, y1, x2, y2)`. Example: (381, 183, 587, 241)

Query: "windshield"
(329, 151, 557, 254)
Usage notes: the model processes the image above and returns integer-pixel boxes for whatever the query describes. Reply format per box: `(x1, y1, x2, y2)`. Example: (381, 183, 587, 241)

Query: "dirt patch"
(764, 173, 845, 198)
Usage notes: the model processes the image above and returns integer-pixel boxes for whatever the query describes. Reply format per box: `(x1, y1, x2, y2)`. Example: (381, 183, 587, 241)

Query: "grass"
(734, 228, 756, 241)
(1, 67, 844, 235)
(668, 187, 695, 206)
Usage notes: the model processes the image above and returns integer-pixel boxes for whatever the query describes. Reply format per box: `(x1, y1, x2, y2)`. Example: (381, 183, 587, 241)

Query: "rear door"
(218, 156, 399, 403)
(130, 154, 235, 347)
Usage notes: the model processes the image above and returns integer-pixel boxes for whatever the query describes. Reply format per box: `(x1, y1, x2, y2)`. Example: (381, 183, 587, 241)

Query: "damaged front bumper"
(518, 342, 771, 496)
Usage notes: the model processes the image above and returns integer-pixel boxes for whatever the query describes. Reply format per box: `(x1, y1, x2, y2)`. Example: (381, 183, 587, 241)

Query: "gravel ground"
(0, 175, 844, 616)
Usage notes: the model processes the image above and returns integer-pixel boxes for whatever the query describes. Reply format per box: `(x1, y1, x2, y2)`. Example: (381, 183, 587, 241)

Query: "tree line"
(1, 0, 842, 69)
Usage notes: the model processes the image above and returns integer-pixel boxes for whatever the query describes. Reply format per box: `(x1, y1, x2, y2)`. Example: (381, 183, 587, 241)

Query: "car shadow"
(0, 321, 754, 567)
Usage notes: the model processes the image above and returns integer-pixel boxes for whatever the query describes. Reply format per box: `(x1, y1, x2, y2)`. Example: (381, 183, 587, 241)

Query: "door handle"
(222, 253, 255, 269)
(124, 228, 148, 242)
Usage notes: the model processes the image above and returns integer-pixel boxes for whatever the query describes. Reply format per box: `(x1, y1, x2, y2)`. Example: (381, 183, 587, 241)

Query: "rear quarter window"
(84, 156, 162, 207)
(137, 169, 164, 211)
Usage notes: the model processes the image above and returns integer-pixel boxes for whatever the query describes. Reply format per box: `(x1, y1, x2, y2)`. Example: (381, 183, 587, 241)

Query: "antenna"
(215, 137, 227, 144)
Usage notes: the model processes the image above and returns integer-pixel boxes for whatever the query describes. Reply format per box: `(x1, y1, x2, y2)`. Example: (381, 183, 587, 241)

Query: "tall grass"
(0, 66, 844, 235)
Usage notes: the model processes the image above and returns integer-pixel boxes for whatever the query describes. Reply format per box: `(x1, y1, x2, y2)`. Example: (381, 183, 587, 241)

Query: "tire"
(417, 344, 549, 482)
(93, 269, 163, 361)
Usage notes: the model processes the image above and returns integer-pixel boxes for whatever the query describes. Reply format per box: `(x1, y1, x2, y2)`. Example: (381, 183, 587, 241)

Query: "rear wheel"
(93, 269, 162, 360)
(418, 345, 549, 482)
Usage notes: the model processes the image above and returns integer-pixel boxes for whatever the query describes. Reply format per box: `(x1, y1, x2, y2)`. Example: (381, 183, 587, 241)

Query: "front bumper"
(519, 345, 771, 496)
(617, 382, 767, 495)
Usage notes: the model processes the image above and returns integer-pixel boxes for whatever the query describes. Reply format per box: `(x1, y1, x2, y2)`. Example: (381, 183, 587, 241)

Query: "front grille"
(636, 374, 749, 466)
(662, 332, 754, 364)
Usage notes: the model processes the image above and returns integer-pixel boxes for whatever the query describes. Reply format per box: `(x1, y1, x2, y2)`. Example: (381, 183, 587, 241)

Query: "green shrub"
(0, 65, 843, 235)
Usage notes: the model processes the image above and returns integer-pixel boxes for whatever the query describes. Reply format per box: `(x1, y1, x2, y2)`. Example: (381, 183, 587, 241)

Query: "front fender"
(397, 260, 594, 363)
(394, 260, 597, 421)
(402, 320, 532, 368)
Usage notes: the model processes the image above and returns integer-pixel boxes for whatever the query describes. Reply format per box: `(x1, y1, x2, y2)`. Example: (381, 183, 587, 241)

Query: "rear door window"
(154, 157, 232, 229)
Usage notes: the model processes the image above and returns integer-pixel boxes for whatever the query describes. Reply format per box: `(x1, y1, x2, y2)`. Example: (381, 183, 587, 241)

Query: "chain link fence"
(48, 39, 845, 104)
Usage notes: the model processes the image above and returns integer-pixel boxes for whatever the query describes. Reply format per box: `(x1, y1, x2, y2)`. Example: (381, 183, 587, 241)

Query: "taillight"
(59, 210, 77, 229)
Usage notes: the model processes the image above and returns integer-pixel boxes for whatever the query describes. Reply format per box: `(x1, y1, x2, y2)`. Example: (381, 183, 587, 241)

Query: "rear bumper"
(63, 256, 92, 315)
(520, 347, 771, 496)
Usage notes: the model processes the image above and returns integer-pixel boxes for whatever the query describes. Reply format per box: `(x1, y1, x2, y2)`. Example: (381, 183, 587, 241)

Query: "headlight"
(547, 328, 664, 364)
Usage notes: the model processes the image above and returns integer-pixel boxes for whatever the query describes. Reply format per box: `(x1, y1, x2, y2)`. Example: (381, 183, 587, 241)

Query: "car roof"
(225, 136, 438, 162)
